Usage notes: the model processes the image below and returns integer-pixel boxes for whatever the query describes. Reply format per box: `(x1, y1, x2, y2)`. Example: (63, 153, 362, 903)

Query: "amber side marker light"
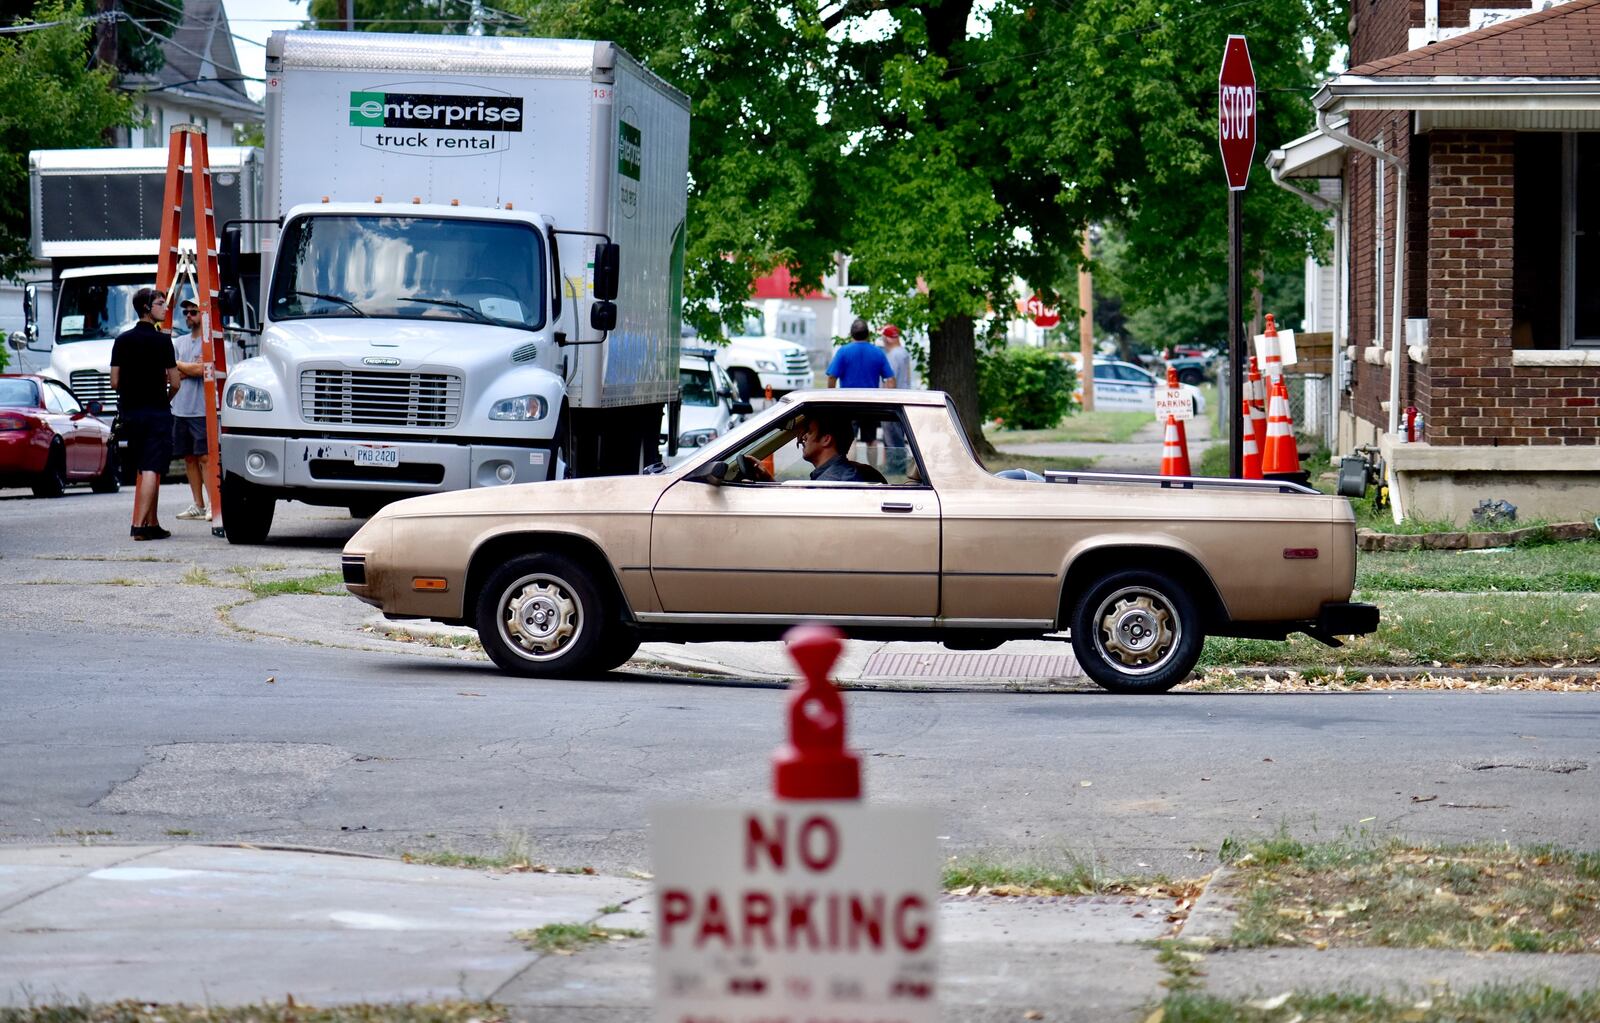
(1283, 548, 1319, 560)
(412, 577, 449, 591)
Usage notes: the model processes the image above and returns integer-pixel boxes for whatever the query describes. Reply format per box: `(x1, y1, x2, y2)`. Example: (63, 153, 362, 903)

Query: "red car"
(0, 374, 119, 497)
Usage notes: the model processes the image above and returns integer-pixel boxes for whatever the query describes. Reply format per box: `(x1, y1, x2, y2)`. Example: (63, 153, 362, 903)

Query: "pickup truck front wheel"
(477, 553, 607, 678)
(1071, 569, 1204, 693)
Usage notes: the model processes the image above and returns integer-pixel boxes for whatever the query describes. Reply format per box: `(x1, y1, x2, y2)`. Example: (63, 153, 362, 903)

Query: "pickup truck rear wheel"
(477, 552, 607, 678)
(1070, 569, 1204, 693)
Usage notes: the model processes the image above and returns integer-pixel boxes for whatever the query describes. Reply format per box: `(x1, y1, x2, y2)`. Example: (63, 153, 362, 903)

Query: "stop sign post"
(1218, 35, 1255, 479)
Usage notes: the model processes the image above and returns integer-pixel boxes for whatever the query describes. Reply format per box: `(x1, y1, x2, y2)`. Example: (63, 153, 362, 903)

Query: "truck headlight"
(225, 383, 273, 411)
(678, 428, 718, 448)
(754, 360, 778, 372)
(489, 394, 548, 421)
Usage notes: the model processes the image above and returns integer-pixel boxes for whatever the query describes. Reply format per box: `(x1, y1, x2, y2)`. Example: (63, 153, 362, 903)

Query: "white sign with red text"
(1155, 389, 1195, 421)
(652, 803, 940, 1023)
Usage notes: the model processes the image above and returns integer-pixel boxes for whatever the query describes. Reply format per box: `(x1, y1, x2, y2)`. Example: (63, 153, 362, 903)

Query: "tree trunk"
(927, 311, 996, 458)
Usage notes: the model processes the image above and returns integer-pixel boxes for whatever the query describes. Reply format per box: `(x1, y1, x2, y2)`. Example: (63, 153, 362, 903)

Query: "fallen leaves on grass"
(1185, 668, 1600, 693)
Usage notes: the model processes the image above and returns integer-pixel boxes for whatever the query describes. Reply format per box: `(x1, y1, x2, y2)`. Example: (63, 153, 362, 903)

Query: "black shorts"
(172, 416, 208, 456)
(120, 408, 174, 474)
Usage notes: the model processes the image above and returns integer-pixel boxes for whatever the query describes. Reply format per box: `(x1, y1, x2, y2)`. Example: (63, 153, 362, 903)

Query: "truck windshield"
(55, 277, 193, 344)
(269, 215, 545, 331)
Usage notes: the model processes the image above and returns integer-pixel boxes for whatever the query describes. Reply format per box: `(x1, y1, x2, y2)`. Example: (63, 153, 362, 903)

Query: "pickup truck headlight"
(678, 428, 719, 448)
(754, 360, 778, 372)
(225, 383, 273, 411)
(489, 394, 548, 421)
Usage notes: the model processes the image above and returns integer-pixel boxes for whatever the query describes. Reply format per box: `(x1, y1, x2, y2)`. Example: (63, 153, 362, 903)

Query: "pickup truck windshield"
(269, 215, 544, 331)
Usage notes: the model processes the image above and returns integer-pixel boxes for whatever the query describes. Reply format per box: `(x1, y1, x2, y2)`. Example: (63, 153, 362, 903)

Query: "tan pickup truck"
(343, 389, 1377, 692)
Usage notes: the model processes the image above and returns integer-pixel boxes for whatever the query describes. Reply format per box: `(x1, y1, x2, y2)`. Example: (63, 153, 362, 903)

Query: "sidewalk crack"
(0, 845, 173, 918)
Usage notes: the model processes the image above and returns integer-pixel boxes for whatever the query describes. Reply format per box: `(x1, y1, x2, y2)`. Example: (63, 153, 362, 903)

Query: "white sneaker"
(177, 504, 208, 520)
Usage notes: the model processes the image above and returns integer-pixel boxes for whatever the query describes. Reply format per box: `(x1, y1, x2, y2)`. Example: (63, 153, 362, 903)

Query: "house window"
(1514, 132, 1600, 349)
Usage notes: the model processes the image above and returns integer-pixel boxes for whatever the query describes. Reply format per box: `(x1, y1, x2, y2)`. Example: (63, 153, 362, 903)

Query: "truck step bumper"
(221, 434, 551, 492)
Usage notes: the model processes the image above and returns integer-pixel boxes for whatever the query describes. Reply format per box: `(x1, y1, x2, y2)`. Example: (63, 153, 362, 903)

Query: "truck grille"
(783, 351, 810, 374)
(300, 369, 462, 428)
(70, 370, 116, 413)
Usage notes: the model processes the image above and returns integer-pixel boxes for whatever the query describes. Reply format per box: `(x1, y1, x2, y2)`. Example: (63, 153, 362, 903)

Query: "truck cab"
(220, 203, 580, 537)
(717, 303, 815, 400)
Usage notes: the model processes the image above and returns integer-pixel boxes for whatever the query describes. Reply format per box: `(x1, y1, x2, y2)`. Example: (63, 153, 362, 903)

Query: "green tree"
(506, 0, 844, 340)
(3, 0, 181, 74)
(0, 2, 135, 281)
(302, 0, 523, 34)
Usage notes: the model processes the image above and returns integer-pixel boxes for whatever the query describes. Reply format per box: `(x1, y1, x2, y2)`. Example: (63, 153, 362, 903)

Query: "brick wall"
(1425, 132, 1515, 445)
(1350, 0, 1417, 66)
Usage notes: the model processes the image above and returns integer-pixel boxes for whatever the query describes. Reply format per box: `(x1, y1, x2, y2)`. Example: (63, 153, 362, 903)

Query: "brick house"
(1270, 0, 1600, 523)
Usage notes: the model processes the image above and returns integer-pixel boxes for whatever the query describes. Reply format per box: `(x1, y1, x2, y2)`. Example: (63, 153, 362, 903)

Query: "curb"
(1176, 865, 1237, 946)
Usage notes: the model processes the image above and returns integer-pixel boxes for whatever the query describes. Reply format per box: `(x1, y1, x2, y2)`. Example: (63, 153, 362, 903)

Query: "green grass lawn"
(1357, 540, 1600, 592)
(985, 409, 1152, 445)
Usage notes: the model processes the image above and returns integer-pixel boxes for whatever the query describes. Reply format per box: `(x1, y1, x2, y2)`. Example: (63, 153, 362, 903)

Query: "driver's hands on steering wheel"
(737, 453, 773, 483)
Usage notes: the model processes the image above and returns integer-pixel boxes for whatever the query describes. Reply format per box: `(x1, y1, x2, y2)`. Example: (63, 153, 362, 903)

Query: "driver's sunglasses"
(183, 310, 201, 317)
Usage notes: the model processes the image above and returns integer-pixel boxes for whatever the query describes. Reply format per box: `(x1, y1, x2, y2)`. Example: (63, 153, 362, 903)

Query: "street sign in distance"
(652, 802, 941, 1023)
(1155, 389, 1195, 422)
(1218, 35, 1256, 191)
(1023, 294, 1061, 329)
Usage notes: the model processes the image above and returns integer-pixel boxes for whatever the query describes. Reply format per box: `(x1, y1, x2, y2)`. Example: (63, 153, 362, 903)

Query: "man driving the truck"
(790, 410, 887, 484)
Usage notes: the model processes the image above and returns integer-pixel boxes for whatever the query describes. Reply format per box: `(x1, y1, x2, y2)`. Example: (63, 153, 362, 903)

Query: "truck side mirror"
(590, 300, 617, 332)
(6, 331, 24, 352)
(593, 243, 620, 301)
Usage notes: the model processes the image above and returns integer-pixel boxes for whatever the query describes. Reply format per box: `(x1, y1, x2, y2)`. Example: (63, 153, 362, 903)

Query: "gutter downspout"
(1317, 108, 1406, 438)
(1267, 160, 1343, 446)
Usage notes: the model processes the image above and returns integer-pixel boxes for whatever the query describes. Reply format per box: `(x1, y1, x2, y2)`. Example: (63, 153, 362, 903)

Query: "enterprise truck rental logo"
(349, 88, 522, 156)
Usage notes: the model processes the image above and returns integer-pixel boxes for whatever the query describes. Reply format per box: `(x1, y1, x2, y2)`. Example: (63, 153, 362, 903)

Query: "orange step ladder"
(156, 126, 227, 537)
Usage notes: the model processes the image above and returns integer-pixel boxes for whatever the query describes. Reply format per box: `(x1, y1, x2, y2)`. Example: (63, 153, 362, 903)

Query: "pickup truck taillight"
(0, 414, 32, 431)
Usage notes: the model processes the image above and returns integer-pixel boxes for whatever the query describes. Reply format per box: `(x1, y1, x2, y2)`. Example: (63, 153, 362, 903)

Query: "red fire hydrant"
(772, 624, 861, 800)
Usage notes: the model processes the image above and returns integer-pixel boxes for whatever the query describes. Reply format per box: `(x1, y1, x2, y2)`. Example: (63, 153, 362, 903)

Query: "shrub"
(979, 346, 1076, 430)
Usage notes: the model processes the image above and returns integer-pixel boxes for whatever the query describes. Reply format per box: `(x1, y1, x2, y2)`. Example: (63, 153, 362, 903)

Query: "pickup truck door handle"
(880, 502, 914, 513)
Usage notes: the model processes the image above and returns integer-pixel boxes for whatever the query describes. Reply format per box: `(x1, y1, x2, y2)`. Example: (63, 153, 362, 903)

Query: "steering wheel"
(736, 454, 769, 483)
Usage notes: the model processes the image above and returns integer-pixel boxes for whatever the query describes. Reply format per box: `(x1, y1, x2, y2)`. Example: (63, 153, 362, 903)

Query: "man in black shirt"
(109, 288, 179, 540)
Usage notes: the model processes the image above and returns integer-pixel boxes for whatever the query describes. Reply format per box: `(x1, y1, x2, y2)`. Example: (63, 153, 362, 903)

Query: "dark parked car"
(0, 374, 119, 496)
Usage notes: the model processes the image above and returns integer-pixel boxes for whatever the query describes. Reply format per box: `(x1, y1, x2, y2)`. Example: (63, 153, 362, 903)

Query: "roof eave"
(1315, 75, 1600, 113)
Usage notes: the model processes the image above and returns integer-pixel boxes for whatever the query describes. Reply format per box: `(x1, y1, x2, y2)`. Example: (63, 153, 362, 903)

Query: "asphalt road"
(3, 483, 1598, 877)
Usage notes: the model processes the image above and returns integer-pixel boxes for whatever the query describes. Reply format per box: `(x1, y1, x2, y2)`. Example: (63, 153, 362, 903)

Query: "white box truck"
(8, 146, 264, 413)
(218, 32, 689, 542)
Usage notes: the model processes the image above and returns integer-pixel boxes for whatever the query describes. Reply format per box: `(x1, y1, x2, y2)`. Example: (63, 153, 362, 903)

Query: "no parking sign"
(652, 803, 940, 1022)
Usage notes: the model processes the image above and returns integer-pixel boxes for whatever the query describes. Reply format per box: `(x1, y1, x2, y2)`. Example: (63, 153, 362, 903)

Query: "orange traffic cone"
(1247, 356, 1267, 455)
(1240, 397, 1262, 479)
(1260, 377, 1300, 477)
(1261, 313, 1283, 384)
(1164, 366, 1190, 456)
(1159, 415, 1191, 477)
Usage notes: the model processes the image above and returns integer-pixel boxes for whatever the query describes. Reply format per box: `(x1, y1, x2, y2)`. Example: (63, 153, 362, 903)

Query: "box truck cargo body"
(7, 147, 263, 411)
(218, 32, 688, 542)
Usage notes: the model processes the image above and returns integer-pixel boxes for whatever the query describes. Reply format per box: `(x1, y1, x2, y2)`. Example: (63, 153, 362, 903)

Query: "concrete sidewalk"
(4, 845, 1595, 1020)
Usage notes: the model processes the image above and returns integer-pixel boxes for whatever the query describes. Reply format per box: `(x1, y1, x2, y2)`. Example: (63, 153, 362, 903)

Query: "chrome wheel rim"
(498, 573, 582, 662)
(1093, 586, 1180, 676)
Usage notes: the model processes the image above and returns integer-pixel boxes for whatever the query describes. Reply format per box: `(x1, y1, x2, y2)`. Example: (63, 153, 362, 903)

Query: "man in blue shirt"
(827, 318, 897, 389)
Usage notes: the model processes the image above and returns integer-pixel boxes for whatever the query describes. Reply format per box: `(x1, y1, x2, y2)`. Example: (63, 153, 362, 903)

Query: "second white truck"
(218, 32, 689, 542)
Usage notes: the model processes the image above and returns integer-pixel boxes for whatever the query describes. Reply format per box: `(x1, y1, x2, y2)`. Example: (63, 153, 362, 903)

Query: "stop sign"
(1023, 294, 1060, 328)
(1217, 35, 1256, 190)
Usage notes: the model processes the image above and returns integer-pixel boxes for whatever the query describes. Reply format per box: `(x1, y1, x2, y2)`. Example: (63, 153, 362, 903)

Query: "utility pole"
(337, 0, 354, 31)
(1077, 228, 1095, 412)
(95, 0, 118, 70)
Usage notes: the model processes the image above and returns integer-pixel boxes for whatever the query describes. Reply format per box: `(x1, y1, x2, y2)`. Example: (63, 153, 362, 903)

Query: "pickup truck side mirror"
(693, 460, 727, 486)
(593, 243, 620, 301)
(729, 400, 754, 416)
(590, 301, 617, 332)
